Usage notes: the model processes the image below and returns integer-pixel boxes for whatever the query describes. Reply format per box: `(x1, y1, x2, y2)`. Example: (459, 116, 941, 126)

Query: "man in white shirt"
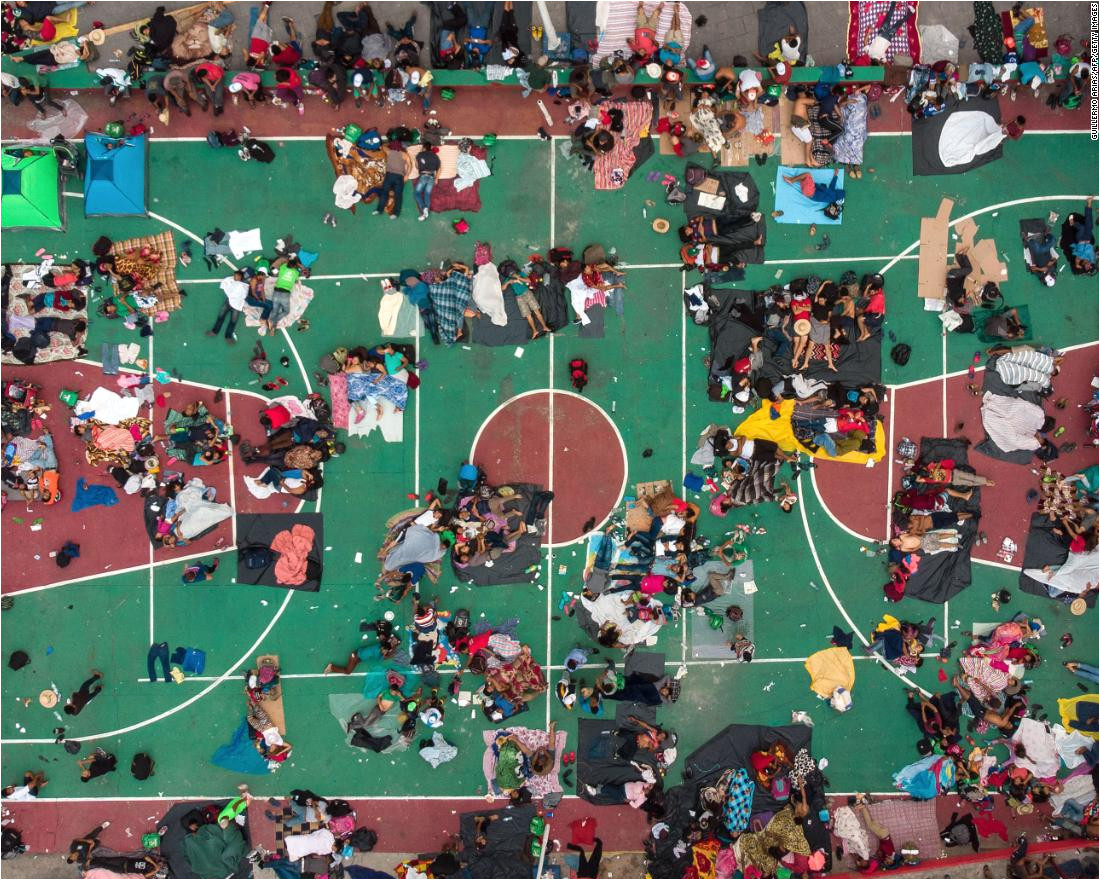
(206, 270, 248, 343)
(2, 770, 46, 801)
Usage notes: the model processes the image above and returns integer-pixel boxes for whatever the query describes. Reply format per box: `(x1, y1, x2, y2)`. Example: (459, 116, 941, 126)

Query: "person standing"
(376, 141, 412, 219)
(64, 670, 103, 716)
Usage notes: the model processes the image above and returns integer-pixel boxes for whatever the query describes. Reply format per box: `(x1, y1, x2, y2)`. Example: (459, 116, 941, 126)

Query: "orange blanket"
(271, 524, 315, 586)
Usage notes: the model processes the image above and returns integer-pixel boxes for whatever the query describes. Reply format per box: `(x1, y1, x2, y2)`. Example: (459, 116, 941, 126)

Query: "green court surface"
(1, 131, 1096, 799)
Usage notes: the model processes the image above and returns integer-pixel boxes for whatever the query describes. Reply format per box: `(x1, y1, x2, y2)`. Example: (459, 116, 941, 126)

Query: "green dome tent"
(1, 145, 64, 231)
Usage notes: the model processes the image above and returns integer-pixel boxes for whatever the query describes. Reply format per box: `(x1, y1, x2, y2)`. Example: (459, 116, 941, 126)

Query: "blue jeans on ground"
(210, 300, 239, 338)
(245, 294, 272, 320)
(376, 172, 405, 217)
(1071, 663, 1099, 684)
(147, 642, 170, 682)
(414, 174, 435, 213)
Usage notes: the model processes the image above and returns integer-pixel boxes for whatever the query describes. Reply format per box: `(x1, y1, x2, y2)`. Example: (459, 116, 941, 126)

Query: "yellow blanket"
(805, 646, 855, 699)
(735, 399, 886, 464)
(1058, 693, 1098, 741)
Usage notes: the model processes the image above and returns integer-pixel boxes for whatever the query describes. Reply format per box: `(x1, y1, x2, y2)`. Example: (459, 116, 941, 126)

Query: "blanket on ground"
(900, 437, 981, 603)
(848, 0, 921, 64)
(594, 101, 653, 191)
(109, 231, 183, 313)
(2, 262, 89, 365)
(1018, 513, 1098, 608)
(482, 727, 566, 800)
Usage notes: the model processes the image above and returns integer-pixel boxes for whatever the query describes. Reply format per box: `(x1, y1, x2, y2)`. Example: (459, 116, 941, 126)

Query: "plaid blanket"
(594, 100, 653, 191)
(848, 1, 922, 64)
(109, 231, 183, 313)
(428, 273, 472, 345)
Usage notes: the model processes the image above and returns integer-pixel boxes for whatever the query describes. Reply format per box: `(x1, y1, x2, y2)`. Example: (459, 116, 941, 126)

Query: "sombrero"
(39, 689, 58, 708)
(645, 62, 661, 78)
(652, 218, 670, 234)
(86, 27, 106, 45)
(793, 318, 811, 336)
(1070, 597, 1088, 615)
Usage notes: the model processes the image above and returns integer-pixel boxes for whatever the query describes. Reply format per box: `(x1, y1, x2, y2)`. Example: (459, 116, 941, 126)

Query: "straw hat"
(652, 218, 670, 234)
(1070, 597, 1088, 616)
(39, 689, 58, 708)
(793, 318, 811, 336)
(86, 28, 106, 45)
(645, 62, 661, 79)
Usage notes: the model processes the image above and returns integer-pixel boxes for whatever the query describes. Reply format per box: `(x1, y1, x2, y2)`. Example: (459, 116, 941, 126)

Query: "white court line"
(886, 339, 1098, 390)
(941, 332, 949, 436)
(797, 471, 932, 698)
(867, 129, 1088, 136)
(147, 333, 156, 644)
(680, 268, 689, 668)
(414, 313, 421, 498)
(545, 137, 556, 728)
(226, 392, 238, 550)
(134, 651, 926, 683)
(467, 389, 629, 549)
(885, 391, 895, 542)
(24, 790, 912, 804)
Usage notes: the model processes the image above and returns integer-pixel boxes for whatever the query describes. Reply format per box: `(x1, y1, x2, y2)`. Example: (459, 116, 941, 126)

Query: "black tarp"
(758, 2, 808, 62)
(457, 804, 538, 878)
(575, 717, 658, 805)
(901, 438, 981, 603)
(912, 99, 1003, 176)
(974, 358, 1043, 464)
(648, 723, 817, 878)
(158, 800, 251, 879)
(235, 513, 324, 591)
(1017, 513, 1096, 608)
(706, 288, 883, 389)
(451, 483, 545, 585)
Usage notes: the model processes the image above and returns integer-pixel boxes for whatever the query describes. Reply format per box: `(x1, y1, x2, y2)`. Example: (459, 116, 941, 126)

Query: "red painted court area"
(814, 345, 1098, 562)
(4, 360, 290, 592)
(471, 391, 626, 545)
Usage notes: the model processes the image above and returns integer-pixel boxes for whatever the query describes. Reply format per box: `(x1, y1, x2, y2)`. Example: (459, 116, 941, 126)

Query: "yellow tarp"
(805, 646, 856, 699)
(735, 399, 886, 464)
(1058, 693, 1098, 741)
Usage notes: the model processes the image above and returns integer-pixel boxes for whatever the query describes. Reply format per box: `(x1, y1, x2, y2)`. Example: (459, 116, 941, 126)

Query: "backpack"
(890, 343, 911, 366)
(239, 545, 273, 571)
(569, 358, 589, 392)
(348, 828, 378, 852)
(1, 829, 26, 859)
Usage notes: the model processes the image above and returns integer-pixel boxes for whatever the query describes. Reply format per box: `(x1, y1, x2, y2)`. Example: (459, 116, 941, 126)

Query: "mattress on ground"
(683, 167, 761, 218)
(912, 99, 1002, 176)
(901, 437, 981, 603)
(759, 2, 808, 61)
(468, 285, 536, 346)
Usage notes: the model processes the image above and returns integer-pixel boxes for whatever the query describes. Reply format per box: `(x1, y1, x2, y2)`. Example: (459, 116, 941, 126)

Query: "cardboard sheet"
(955, 216, 1009, 296)
(917, 198, 954, 299)
(255, 653, 286, 735)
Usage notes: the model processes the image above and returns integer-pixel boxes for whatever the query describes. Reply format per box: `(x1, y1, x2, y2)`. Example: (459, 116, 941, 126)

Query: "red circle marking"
(471, 391, 626, 545)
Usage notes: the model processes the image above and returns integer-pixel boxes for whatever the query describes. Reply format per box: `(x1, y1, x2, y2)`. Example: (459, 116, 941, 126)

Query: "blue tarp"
(211, 717, 271, 775)
(83, 132, 147, 217)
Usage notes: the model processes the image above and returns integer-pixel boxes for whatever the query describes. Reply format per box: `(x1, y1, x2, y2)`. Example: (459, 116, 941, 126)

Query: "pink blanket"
(272, 523, 316, 585)
(481, 727, 567, 800)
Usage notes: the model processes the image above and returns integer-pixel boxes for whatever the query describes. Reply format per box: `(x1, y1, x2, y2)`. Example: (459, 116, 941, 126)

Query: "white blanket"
(472, 262, 508, 327)
(74, 387, 143, 425)
(174, 478, 232, 540)
(580, 592, 662, 647)
(981, 391, 1044, 452)
(285, 828, 335, 861)
(1023, 547, 1099, 596)
(939, 111, 1005, 168)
